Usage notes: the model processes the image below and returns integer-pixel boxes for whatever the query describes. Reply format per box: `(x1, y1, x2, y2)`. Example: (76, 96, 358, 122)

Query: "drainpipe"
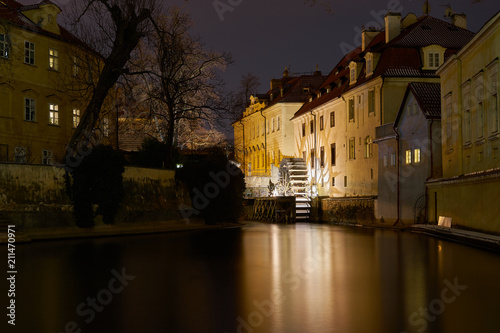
(425, 118, 435, 223)
(393, 125, 400, 224)
(310, 110, 317, 185)
(260, 110, 268, 175)
(239, 119, 246, 175)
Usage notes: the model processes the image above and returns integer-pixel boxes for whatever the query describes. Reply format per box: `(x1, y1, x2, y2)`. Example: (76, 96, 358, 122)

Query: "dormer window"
(326, 87, 331, 93)
(428, 52, 440, 68)
(422, 45, 446, 70)
(365, 53, 374, 77)
(349, 62, 358, 85)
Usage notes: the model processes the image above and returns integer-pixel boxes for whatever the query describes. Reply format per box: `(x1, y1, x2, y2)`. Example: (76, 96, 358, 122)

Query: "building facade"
(375, 82, 442, 224)
(0, 0, 113, 165)
(291, 12, 474, 216)
(429, 11, 500, 233)
(232, 69, 325, 196)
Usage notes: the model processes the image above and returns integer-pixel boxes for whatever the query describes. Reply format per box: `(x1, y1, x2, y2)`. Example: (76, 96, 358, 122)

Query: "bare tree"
(227, 72, 261, 123)
(65, 0, 161, 151)
(129, 7, 232, 167)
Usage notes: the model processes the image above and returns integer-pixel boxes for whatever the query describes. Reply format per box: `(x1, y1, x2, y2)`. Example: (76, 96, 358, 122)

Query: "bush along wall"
(176, 152, 245, 225)
(65, 145, 125, 227)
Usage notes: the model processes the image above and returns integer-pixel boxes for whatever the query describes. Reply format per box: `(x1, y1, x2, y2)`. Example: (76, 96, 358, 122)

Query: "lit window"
(0, 33, 10, 58)
(49, 49, 59, 70)
(73, 108, 80, 128)
(391, 153, 396, 166)
(24, 41, 35, 65)
(414, 148, 421, 163)
(49, 103, 59, 125)
(24, 98, 36, 121)
(406, 150, 412, 164)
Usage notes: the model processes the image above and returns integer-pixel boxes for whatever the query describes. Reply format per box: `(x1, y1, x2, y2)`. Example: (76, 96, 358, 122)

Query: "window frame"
(0, 33, 11, 59)
(49, 103, 59, 125)
(330, 111, 335, 127)
(49, 48, 59, 71)
(24, 41, 35, 65)
(24, 98, 36, 122)
(348, 98, 355, 122)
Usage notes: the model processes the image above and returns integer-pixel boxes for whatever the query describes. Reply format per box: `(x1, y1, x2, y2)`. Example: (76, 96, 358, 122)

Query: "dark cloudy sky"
(21, 0, 499, 90)
(165, 0, 499, 90)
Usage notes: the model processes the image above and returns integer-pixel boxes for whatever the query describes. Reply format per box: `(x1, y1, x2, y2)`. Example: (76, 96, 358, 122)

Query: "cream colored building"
(232, 70, 325, 196)
(293, 13, 474, 204)
(429, 11, 500, 233)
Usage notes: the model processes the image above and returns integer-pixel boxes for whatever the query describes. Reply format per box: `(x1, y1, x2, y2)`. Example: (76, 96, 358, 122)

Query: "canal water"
(2, 222, 500, 333)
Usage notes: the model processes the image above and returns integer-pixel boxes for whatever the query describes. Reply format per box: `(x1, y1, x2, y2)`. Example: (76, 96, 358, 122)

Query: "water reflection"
(3, 223, 500, 333)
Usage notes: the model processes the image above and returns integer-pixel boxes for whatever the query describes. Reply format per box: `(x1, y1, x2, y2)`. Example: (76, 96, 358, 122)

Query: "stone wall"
(322, 197, 376, 225)
(0, 163, 180, 230)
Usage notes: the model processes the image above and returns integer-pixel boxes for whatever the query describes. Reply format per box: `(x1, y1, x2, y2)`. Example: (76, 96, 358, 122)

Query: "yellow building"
(0, 0, 113, 165)
(232, 69, 325, 196)
(292, 12, 475, 208)
(429, 11, 500, 233)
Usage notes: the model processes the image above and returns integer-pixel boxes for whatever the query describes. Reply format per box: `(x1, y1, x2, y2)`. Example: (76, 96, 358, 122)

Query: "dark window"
(310, 120, 314, 134)
(311, 150, 315, 169)
(348, 99, 355, 122)
(320, 146, 324, 167)
(320, 115, 324, 131)
(330, 111, 335, 127)
(331, 143, 336, 166)
(302, 123, 305, 137)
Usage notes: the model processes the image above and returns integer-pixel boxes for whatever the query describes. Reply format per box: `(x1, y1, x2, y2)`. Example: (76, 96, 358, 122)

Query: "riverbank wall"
(0, 163, 182, 230)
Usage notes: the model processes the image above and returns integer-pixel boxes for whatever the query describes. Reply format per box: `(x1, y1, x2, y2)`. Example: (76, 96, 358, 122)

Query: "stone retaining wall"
(0, 163, 181, 229)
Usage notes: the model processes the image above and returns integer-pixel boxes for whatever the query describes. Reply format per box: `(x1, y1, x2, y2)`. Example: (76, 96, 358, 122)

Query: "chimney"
(451, 13, 467, 29)
(313, 64, 322, 76)
(270, 79, 281, 91)
(362, 28, 380, 51)
(384, 12, 401, 43)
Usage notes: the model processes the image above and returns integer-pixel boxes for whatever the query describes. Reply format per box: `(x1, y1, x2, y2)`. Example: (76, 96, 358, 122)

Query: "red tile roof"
(292, 14, 475, 120)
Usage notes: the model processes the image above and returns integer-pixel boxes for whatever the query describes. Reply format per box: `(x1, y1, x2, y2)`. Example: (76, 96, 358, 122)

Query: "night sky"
(165, 0, 499, 89)
(22, 0, 500, 90)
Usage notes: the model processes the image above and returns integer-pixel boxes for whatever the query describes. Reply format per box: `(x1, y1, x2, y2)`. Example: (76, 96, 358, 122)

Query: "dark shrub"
(176, 152, 245, 224)
(65, 145, 125, 227)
